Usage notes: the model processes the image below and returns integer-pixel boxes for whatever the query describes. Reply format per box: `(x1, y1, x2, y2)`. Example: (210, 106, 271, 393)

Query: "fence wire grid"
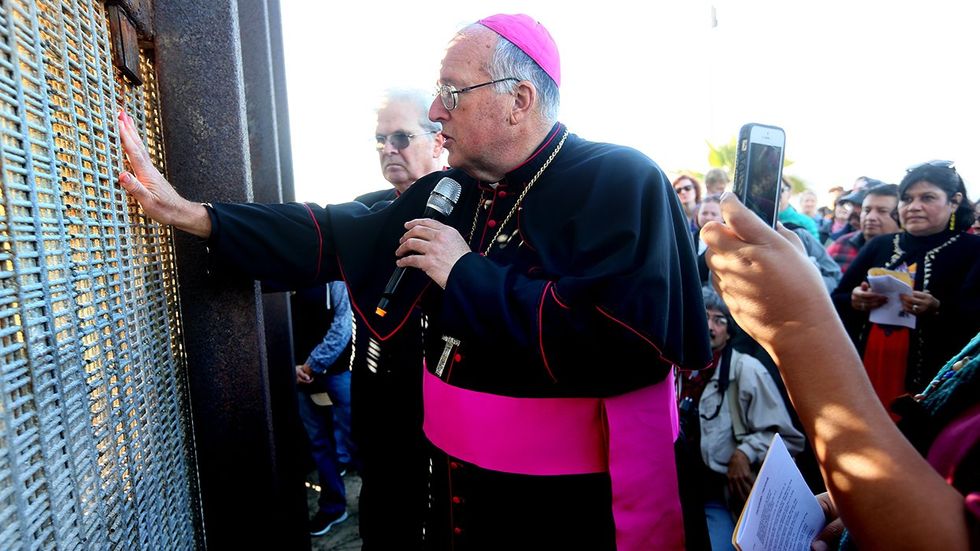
(0, 0, 199, 548)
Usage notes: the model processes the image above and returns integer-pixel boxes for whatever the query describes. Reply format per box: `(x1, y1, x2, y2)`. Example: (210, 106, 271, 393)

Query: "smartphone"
(732, 123, 786, 227)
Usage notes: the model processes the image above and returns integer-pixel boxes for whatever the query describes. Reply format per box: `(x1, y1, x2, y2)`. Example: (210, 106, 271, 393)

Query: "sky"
(280, 1, 980, 207)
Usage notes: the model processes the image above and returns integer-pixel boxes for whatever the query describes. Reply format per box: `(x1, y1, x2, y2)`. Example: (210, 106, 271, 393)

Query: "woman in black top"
(833, 161, 980, 412)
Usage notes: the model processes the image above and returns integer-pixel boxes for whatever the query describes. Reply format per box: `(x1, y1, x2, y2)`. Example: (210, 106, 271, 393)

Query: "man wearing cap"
(117, 13, 709, 550)
(826, 183, 900, 273)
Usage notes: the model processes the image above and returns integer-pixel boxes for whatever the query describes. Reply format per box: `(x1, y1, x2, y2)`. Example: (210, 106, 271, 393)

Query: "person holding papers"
(831, 161, 979, 413)
(702, 193, 978, 551)
(678, 289, 804, 550)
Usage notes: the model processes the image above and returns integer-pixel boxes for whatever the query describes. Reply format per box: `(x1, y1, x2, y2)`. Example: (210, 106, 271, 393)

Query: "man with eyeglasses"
(677, 289, 804, 551)
(117, 13, 709, 550)
(364, 89, 445, 201)
(351, 89, 444, 549)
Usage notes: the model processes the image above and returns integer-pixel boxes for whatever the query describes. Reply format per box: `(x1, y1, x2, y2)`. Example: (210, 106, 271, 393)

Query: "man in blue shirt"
(292, 280, 353, 536)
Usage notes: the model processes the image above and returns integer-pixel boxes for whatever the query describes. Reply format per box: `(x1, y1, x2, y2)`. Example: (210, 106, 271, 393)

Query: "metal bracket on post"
(105, 0, 155, 85)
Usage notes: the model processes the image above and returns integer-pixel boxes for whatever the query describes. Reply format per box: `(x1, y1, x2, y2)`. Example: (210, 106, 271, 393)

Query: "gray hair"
(378, 88, 441, 135)
(702, 287, 737, 337)
(704, 168, 730, 187)
(483, 31, 561, 123)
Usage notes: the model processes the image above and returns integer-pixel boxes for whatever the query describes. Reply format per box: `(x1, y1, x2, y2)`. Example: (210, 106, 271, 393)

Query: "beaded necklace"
(907, 332, 979, 466)
(467, 130, 570, 255)
(914, 346, 976, 403)
(885, 231, 962, 388)
(886, 232, 960, 288)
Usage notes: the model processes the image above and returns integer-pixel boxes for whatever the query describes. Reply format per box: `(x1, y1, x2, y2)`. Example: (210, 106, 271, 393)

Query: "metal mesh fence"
(0, 0, 199, 548)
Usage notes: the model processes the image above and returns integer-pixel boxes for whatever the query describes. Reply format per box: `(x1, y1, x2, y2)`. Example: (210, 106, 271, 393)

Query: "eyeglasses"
(434, 78, 520, 111)
(675, 184, 694, 194)
(375, 131, 436, 151)
(906, 160, 956, 173)
(707, 315, 728, 327)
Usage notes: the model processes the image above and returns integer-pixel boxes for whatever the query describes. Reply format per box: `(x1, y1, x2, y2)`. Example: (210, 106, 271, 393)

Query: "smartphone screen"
(734, 124, 786, 227)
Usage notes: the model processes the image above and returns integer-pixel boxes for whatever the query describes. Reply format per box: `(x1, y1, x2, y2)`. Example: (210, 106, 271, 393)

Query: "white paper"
(867, 274, 916, 329)
(733, 434, 825, 551)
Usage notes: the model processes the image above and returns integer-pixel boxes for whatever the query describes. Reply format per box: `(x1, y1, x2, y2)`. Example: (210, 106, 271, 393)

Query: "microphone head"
(426, 177, 462, 218)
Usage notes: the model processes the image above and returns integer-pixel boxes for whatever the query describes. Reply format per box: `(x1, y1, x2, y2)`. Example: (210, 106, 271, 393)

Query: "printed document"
(867, 273, 916, 329)
(733, 434, 825, 551)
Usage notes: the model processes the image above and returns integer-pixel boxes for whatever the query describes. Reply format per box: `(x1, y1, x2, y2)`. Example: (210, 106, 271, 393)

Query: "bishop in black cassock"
(205, 118, 710, 549)
(118, 13, 711, 551)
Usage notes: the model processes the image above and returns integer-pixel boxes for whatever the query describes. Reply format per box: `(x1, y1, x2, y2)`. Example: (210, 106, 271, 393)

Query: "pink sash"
(422, 368, 685, 550)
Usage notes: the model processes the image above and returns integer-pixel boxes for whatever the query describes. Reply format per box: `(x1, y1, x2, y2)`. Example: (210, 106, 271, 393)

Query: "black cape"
(207, 123, 711, 398)
(206, 123, 712, 549)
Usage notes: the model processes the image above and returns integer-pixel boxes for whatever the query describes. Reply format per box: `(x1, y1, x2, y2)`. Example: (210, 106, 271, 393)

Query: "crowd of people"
(672, 162, 980, 549)
(114, 12, 978, 551)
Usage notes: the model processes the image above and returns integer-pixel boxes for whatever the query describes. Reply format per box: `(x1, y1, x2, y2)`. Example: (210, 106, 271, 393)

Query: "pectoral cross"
(435, 335, 461, 377)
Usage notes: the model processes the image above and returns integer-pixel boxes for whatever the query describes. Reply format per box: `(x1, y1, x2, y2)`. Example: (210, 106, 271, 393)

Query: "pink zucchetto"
(478, 14, 561, 88)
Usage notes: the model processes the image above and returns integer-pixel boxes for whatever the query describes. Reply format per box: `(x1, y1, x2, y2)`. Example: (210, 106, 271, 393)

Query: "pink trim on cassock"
(537, 283, 558, 382)
(336, 259, 431, 343)
(422, 367, 685, 550)
(506, 124, 561, 172)
(597, 305, 714, 372)
(301, 203, 324, 281)
(548, 282, 570, 309)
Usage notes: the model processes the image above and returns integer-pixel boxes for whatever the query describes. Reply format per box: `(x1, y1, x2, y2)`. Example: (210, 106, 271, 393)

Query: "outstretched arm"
(701, 194, 971, 551)
(116, 110, 212, 237)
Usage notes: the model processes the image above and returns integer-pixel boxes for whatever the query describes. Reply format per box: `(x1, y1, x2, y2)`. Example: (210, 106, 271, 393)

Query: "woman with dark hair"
(673, 174, 702, 240)
(832, 160, 980, 416)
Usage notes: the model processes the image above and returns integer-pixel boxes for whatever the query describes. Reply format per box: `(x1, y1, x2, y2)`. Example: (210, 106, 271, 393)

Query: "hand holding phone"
(732, 123, 786, 228)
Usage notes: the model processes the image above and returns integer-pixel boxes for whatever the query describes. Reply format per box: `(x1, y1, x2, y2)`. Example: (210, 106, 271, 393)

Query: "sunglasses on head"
(906, 159, 956, 173)
(375, 130, 436, 151)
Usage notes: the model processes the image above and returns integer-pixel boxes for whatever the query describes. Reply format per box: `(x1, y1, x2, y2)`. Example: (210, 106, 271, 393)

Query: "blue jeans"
(297, 391, 346, 515)
(704, 498, 736, 551)
(323, 369, 357, 469)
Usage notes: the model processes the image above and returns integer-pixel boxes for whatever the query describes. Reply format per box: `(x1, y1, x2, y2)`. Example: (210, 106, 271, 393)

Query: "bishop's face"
(429, 27, 516, 182)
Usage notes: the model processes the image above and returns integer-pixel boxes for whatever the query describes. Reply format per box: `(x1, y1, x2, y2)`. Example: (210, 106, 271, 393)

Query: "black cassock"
(206, 123, 711, 550)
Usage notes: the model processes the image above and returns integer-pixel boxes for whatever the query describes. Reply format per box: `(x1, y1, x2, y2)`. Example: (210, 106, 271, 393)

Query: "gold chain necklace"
(467, 189, 489, 247)
(467, 130, 570, 255)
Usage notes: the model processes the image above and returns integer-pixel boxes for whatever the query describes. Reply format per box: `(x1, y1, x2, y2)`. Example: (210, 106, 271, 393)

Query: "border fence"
(0, 1, 199, 547)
